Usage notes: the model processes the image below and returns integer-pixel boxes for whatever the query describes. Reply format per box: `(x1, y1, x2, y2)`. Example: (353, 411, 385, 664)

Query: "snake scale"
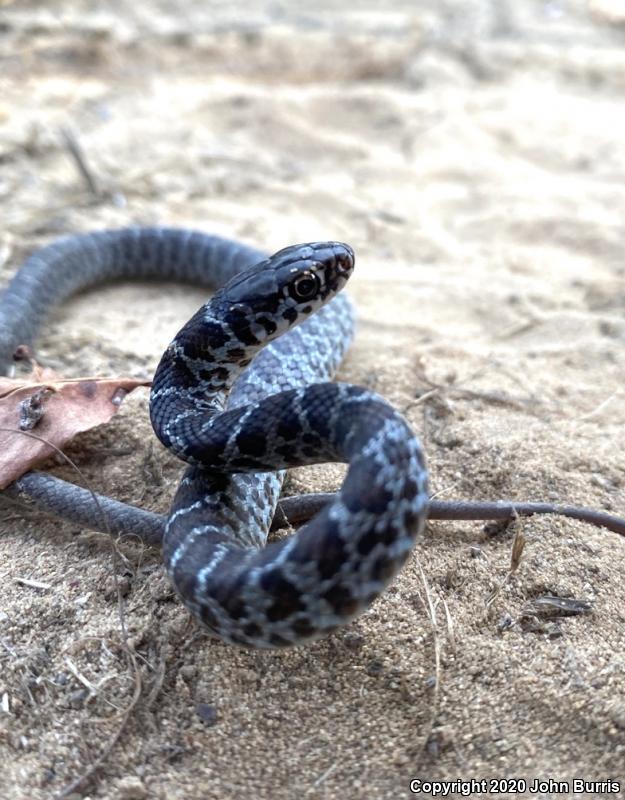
(0, 228, 428, 648)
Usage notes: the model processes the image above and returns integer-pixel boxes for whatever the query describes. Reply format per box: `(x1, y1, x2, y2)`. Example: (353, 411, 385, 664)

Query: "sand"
(1, 1, 624, 798)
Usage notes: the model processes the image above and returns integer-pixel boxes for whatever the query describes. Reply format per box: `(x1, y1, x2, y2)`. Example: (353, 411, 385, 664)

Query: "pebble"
(117, 776, 148, 799)
(196, 703, 218, 726)
(69, 689, 89, 709)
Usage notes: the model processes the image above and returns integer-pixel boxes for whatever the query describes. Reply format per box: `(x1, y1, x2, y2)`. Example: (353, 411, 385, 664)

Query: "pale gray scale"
(327, 382, 353, 447)
(361, 418, 413, 485)
(290, 388, 316, 441)
(150, 385, 182, 402)
(229, 370, 278, 409)
(229, 295, 355, 405)
(201, 309, 229, 327)
(327, 511, 381, 562)
(174, 469, 279, 551)
(248, 321, 271, 343)
(277, 554, 332, 597)
(179, 356, 238, 391)
(219, 404, 257, 463)
(164, 406, 197, 434)
(195, 543, 231, 601)
(216, 501, 266, 549)
(166, 507, 207, 571)
(185, 504, 242, 546)
(226, 476, 276, 547)
(288, 601, 344, 631)
(164, 434, 197, 461)
(238, 584, 281, 622)
(167, 499, 203, 526)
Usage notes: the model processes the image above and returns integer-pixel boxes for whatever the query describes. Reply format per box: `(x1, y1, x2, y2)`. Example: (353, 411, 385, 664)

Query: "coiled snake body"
(1, 228, 428, 648)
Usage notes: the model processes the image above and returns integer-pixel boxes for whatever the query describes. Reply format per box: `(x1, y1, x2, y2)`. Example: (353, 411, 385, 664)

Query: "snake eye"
(290, 272, 320, 301)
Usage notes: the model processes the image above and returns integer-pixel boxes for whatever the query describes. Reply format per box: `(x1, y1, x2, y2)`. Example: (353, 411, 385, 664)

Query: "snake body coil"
(1, 228, 428, 648)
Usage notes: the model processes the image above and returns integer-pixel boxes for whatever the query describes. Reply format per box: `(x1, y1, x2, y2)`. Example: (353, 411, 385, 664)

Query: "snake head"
(217, 241, 355, 346)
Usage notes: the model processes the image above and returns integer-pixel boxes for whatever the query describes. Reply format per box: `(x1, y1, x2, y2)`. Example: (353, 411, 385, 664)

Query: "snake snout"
(332, 243, 355, 275)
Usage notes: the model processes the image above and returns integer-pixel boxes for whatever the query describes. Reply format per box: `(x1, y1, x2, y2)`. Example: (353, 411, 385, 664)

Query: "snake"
(0, 227, 428, 648)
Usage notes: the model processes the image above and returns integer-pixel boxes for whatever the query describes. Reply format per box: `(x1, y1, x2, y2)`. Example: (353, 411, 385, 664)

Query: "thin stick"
(274, 494, 625, 537)
(59, 126, 100, 198)
(6, 473, 625, 540)
(413, 562, 443, 759)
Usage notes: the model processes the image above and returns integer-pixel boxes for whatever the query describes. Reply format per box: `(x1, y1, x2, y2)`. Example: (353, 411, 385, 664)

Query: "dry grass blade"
(413, 561, 444, 758)
(510, 527, 526, 573)
(485, 513, 526, 612)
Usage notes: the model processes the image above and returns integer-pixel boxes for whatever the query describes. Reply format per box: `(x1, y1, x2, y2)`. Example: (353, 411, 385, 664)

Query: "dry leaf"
(0, 364, 150, 488)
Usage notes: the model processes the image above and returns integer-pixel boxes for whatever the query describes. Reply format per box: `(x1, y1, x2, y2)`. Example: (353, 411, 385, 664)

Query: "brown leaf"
(0, 365, 151, 488)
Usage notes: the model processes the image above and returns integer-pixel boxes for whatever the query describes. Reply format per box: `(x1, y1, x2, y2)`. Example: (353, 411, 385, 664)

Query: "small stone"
(117, 775, 148, 800)
(237, 668, 258, 684)
(150, 574, 174, 602)
(196, 703, 218, 726)
(498, 613, 514, 632)
(104, 576, 131, 601)
(546, 623, 563, 639)
(366, 659, 384, 676)
(342, 633, 365, 650)
(608, 703, 625, 729)
(590, 473, 613, 490)
(178, 665, 196, 681)
(40, 767, 56, 786)
(426, 725, 454, 758)
(68, 689, 88, 709)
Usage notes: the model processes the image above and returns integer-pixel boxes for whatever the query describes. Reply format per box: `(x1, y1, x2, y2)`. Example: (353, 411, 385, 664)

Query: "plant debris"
(0, 362, 150, 488)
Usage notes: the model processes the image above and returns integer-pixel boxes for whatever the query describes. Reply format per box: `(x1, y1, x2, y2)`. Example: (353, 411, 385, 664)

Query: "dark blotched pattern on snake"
(0, 228, 429, 648)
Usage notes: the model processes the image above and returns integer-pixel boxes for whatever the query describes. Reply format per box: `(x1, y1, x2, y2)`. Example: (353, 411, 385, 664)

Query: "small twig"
(65, 657, 99, 695)
(274, 494, 625, 537)
(6, 477, 625, 541)
(59, 126, 101, 198)
(577, 389, 623, 422)
(428, 499, 625, 537)
(15, 576, 51, 590)
(414, 562, 443, 758)
(310, 762, 338, 790)
(143, 642, 167, 711)
(0, 638, 18, 657)
(405, 360, 542, 417)
(441, 598, 455, 653)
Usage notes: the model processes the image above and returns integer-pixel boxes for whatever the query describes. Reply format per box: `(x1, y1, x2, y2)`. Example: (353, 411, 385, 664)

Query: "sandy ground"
(1, 1, 625, 798)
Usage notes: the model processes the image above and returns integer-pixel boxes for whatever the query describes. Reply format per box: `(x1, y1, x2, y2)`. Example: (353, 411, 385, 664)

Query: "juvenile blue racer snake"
(2, 228, 623, 647)
(0, 228, 428, 648)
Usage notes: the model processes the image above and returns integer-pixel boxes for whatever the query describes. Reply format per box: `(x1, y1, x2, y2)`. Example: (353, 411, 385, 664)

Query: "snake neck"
(149, 241, 355, 466)
(149, 300, 281, 458)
